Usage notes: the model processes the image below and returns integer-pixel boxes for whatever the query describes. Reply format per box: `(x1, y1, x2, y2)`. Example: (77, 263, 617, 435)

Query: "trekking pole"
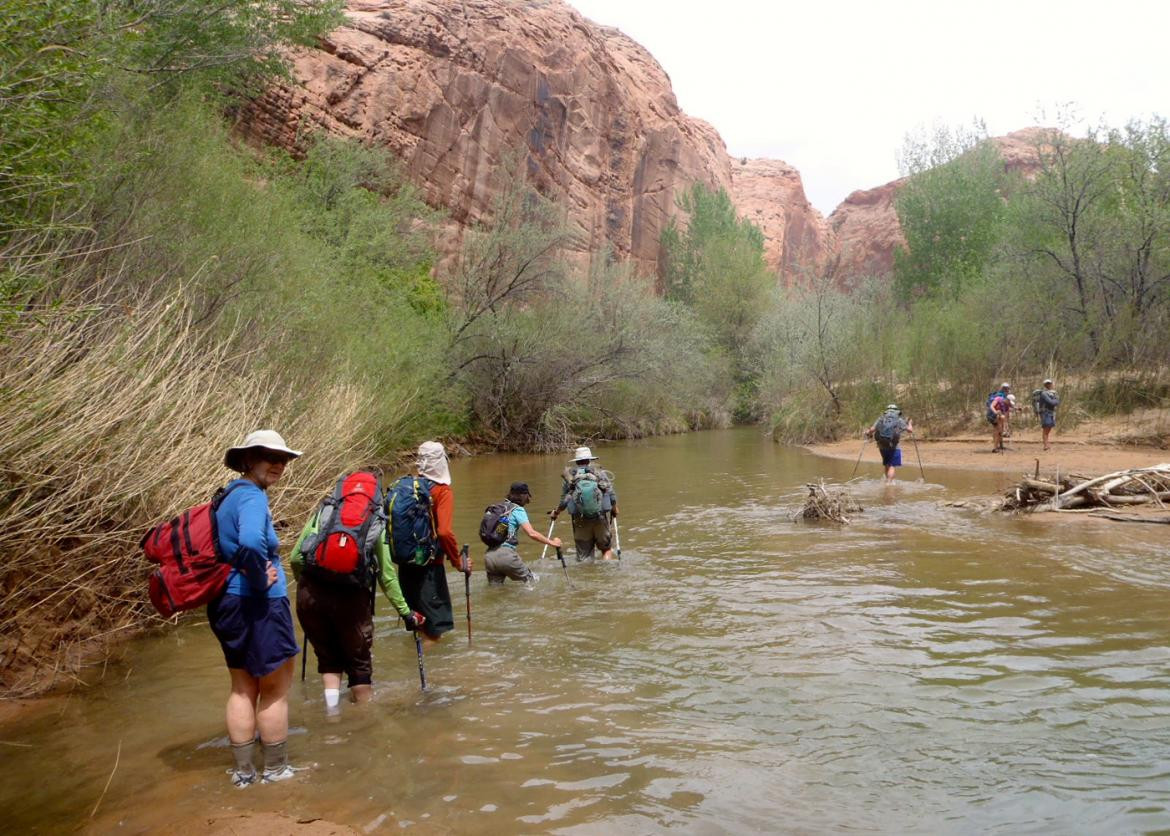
(613, 517, 622, 562)
(555, 545, 574, 588)
(911, 434, 926, 481)
(301, 634, 309, 682)
(414, 631, 427, 691)
(461, 543, 472, 646)
(539, 517, 556, 561)
(850, 438, 867, 478)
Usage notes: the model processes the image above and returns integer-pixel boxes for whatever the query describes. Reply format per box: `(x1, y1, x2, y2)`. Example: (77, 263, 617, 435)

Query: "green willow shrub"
(660, 182, 774, 421)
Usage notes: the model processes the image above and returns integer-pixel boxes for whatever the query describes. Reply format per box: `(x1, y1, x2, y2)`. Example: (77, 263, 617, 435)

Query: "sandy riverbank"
(806, 433, 1168, 477)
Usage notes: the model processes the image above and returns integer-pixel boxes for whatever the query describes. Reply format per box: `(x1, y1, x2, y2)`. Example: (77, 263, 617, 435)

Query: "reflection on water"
(4, 428, 1170, 833)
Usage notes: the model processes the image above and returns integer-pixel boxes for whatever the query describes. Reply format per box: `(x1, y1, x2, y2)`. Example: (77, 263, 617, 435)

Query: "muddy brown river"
(4, 428, 1170, 833)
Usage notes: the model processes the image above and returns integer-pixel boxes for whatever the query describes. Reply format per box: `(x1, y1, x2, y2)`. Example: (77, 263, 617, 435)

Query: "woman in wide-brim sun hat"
(210, 429, 302, 787)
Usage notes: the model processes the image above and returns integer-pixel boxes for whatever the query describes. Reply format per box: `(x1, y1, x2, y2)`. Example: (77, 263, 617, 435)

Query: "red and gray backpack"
(141, 483, 242, 618)
(299, 471, 385, 586)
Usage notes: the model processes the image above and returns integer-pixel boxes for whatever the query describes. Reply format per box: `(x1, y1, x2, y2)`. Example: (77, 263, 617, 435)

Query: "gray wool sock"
(261, 739, 288, 772)
(230, 739, 257, 778)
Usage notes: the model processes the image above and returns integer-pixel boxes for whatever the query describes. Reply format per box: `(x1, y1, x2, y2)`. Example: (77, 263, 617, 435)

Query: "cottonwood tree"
(1015, 120, 1170, 364)
(893, 122, 1011, 301)
(660, 182, 773, 420)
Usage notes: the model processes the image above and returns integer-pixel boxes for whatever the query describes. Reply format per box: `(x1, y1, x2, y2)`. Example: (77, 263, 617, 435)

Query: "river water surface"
(4, 428, 1170, 833)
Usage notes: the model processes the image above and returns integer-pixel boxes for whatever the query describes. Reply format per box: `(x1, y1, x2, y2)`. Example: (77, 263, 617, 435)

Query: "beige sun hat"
(224, 429, 302, 472)
(572, 446, 597, 461)
(416, 440, 451, 485)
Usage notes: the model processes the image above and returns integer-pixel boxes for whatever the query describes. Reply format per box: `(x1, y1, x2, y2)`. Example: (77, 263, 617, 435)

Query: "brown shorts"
(295, 577, 374, 687)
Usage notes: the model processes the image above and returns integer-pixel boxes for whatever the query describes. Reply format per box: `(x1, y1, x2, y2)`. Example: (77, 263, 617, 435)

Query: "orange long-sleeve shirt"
(428, 482, 461, 567)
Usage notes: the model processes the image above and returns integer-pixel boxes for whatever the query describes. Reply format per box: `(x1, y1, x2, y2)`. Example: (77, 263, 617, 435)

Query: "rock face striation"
(239, 0, 830, 278)
(239, 1, 1049, 285)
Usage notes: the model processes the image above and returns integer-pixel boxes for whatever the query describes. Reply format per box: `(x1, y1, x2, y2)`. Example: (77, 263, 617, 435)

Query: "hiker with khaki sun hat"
(549, 446, 619, 561)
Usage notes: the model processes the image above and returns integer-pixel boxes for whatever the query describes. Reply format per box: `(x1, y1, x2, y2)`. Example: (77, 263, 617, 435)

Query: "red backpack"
(298, 471, 385, 586)
(141, 484, 241, 618)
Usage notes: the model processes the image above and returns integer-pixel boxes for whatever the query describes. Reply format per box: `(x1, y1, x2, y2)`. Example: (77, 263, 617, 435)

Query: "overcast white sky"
(569, 0, 1169, 215)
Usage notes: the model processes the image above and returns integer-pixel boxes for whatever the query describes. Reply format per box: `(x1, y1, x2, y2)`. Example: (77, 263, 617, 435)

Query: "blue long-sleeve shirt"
(215, 479, 288, 598)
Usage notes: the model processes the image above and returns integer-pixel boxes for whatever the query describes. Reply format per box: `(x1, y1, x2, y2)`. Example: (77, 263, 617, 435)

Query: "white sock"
(324, 688, 340, 708)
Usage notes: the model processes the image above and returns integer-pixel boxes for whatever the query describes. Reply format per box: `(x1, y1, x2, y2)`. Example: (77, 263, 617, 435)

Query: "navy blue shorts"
(1041, 412, 1056, 428)
(879, 446, 902, 468)
(208, 593, 299, 678)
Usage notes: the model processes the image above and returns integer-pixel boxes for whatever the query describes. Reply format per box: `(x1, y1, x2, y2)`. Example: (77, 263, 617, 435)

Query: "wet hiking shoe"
(229, 768, 257, 788)
(260, 764, 301, 783)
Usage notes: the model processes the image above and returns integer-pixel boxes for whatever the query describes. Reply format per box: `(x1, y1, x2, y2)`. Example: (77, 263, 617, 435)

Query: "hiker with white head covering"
(210, 429, 302, 787)
(550, 445, 619, 561)
(864, 405, 914, 482)
(385, 441, 468, 643)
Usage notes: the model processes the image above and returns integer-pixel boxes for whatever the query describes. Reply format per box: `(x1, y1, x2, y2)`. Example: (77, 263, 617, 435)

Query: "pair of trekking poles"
(539, 513, 622, 586)
(851, 435, 926, 480)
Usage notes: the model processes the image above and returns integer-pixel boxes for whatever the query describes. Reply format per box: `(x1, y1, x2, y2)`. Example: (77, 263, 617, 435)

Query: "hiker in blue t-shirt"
(484, 482, 561, 585)
(864, 404, 914, 482)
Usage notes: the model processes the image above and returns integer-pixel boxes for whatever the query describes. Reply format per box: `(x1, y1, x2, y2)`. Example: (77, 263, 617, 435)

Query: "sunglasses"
(257, 450, 293, 465)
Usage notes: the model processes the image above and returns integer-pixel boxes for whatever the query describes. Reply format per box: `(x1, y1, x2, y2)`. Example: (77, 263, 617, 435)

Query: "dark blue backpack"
(386, 476, 437, 566)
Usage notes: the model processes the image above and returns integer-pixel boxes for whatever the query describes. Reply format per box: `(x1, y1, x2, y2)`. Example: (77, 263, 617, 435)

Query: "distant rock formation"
(238, 1, 1049, 286)
(238, 0, 830, 278)
(826, 129, 1048, 281)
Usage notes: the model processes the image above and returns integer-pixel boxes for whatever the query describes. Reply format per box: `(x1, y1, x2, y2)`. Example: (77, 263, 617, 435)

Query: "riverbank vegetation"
(3, 5, 1167, 695)
(0, 2, 721, 694)
(753, 118, 1170, 443)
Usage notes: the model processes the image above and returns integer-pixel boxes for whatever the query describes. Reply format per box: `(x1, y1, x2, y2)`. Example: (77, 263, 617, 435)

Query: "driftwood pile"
(796, 481, 864, 523)
(1001, 463, 1170, 513)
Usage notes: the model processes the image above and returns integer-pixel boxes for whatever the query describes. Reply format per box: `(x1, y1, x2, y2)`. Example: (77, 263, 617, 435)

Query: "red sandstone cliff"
(238, 2, 1051, 286)
(239, 0, 829, 277)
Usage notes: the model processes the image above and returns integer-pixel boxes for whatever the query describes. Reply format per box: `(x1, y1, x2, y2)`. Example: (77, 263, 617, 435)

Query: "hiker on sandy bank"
(864, 405, 914, 482)
(987, 382, 1012, 452)
(210, 430, 302, 787)
(290, 471, 425, 713)
(387, 441, 469, 645)
(482, 481, 562, 585)
(550, 446, 619, 561)
(1035, 378, 1060, 451)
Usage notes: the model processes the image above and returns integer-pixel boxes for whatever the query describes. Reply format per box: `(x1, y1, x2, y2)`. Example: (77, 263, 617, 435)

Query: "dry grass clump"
(0, 289, 374, 697)
(795, 481, 864, 524)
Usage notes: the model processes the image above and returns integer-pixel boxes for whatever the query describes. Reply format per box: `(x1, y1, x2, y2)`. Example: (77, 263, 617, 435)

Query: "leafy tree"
(893, 123, 1011, 300)
(659, 182, 772, 419)
(0, 0, 342, 243)
(1013, 120, 1170, 364)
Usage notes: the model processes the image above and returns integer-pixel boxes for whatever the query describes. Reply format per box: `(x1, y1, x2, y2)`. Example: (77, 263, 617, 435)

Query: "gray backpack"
(874, 414, 902, 448)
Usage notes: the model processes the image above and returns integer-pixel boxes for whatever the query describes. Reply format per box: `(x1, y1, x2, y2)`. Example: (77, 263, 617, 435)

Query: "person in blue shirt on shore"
(210, 429, 302, 788)
(483, 482, 561, 585)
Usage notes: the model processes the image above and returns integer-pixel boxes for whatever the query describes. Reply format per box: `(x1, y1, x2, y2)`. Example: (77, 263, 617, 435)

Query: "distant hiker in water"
(550, 446, 618, 561)
(386, 441, 469, 644)
(291, 471, 425, 713)
(864, 405, 914, 482)
(210, 430, 302, 787)
(480, 481, 562, 585)
(1033, 378, 1061, 451)
(987, 382, 1012, 452)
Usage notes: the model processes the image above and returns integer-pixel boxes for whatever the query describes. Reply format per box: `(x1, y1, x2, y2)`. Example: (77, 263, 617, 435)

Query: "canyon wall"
(239, 0, 829, 279)
(239, 1, 1046, 285)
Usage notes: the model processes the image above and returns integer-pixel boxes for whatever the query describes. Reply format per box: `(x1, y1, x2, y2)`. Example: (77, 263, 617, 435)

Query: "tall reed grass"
(0, 286, 374, 696)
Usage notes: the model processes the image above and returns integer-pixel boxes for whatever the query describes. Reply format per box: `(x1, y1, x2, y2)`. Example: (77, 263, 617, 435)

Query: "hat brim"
(224, 444, 302, 473)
